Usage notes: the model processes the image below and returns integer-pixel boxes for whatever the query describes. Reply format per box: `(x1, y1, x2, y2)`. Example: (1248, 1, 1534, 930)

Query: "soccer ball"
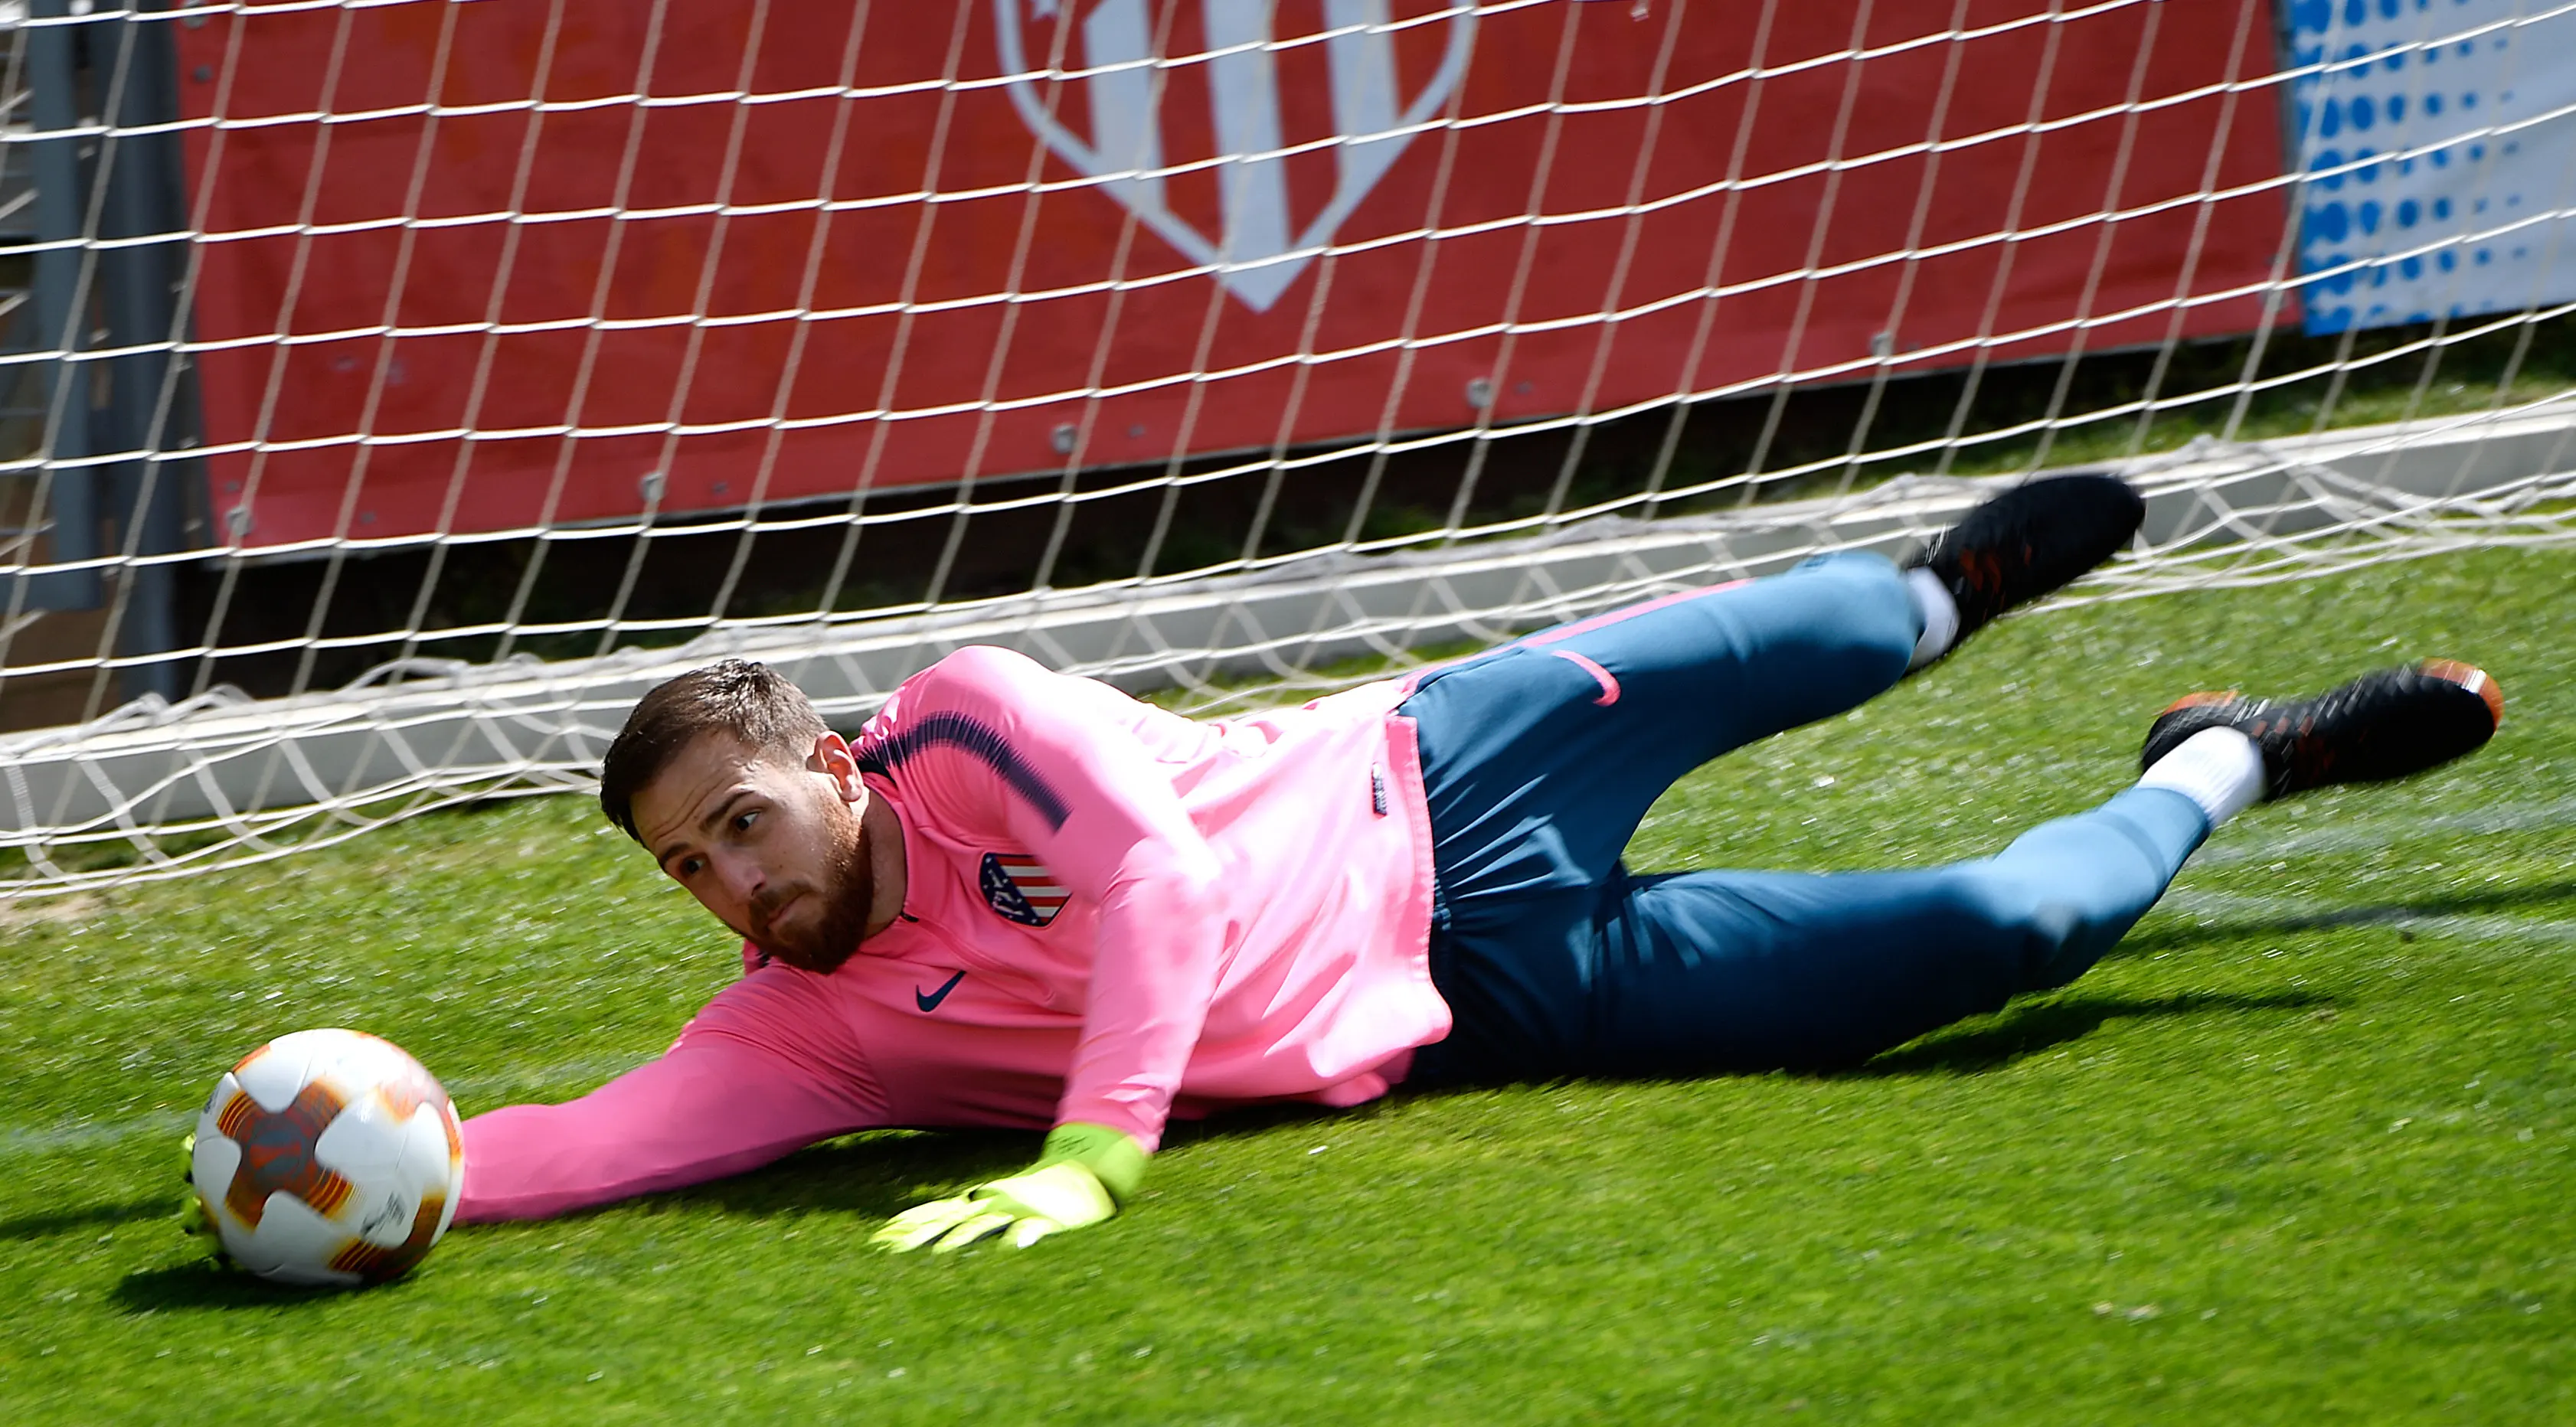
(188, 1028, 464, 1288)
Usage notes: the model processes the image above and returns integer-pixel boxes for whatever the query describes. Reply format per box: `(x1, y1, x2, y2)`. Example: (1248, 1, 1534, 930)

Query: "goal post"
(3, 0, 2574, 895)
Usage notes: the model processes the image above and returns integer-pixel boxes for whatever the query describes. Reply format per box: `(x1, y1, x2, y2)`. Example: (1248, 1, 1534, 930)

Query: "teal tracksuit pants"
(1401, 550, 2209, 1080)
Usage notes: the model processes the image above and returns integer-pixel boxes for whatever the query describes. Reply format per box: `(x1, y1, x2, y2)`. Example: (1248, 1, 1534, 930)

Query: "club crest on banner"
(994, 1, 1477, 311)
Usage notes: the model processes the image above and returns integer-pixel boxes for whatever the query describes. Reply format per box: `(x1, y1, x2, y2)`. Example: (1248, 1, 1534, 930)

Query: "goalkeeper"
(451, 475, 2504, 1250)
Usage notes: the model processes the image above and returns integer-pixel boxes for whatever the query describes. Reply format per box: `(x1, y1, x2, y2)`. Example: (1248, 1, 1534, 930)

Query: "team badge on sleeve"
(979, 853, 1069, 927)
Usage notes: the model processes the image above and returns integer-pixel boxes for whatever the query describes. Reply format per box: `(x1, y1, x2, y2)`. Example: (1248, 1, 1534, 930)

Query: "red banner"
(178, 0, 2293, 549)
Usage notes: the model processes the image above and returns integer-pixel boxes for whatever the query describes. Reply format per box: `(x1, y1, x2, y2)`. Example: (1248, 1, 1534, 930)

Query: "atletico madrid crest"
(981, 852, 1071, 926)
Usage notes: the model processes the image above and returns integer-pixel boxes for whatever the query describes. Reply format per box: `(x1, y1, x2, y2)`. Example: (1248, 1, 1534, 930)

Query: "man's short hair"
(598, 658, 830, 843)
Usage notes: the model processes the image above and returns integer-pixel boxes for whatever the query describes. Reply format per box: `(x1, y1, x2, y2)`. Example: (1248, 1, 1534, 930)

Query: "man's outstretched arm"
(457, 984, 887, 1223)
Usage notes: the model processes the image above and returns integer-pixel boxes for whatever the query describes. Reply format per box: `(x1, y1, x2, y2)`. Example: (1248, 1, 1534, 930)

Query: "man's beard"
(746, 815, 875, 974)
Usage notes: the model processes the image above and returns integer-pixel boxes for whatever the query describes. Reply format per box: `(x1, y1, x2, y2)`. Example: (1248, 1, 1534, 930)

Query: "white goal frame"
(2, 0, 2574, 896)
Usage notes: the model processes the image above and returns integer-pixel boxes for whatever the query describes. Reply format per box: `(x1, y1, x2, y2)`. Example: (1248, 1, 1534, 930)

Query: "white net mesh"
(2, 0, 2573, 896)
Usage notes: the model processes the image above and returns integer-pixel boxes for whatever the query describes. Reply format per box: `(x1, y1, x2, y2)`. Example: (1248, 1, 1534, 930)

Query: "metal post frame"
(19, 0, 102, 612)
(92, 2, 197, 704)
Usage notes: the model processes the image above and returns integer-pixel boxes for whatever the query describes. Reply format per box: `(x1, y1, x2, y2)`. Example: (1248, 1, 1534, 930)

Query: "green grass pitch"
(2, 546, 2568, 1424)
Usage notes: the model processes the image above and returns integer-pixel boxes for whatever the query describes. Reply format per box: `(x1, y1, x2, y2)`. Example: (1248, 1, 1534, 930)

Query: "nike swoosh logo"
(914, 971, 966, 1013)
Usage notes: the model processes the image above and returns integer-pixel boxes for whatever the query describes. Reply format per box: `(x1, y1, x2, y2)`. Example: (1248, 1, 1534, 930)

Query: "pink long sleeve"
(455, 970, 890, 1222)
(858, 646, 1230, 1151)
(1019, 753, 1227, 1148)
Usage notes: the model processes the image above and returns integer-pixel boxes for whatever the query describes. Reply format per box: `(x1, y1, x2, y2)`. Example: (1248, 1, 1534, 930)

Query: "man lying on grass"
(452, 473, 2504, 1251)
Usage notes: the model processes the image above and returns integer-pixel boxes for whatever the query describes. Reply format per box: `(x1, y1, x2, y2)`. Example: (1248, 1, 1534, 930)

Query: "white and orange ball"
(188, 1028, 464, 1288)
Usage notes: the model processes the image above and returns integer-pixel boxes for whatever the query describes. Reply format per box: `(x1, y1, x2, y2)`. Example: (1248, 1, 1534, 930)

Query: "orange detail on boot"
(2418, 659, 2504, 728)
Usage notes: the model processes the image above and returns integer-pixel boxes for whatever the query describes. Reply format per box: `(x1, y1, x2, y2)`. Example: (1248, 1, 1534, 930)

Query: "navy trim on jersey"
(861, 712, 1071, 831)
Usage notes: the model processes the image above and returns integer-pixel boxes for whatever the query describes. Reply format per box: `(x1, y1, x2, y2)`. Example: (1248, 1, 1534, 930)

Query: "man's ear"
(809, 732, 867, 805)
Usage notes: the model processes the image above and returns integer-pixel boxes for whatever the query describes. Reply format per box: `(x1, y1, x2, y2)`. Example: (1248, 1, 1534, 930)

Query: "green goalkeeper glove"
(176, 1132, 220, 1246)
(872, 1123, 1146, 1254)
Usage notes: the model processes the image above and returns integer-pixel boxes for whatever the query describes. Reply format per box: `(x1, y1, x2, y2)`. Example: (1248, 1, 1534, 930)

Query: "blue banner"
(2290, 0, 2576, 335)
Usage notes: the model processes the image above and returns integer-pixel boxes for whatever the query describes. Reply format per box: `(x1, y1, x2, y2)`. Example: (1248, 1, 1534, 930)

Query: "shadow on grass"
(112, 1258, 370, 1312)
(1855, 988, 2334, 1076)
(102, 1133, 1058, 1311)
(0, 1195, 173, 1241)
(2118, 880, 2576, 954)
(659, 1102, 1349, 1222)
(659, 1127, 1035, 1221)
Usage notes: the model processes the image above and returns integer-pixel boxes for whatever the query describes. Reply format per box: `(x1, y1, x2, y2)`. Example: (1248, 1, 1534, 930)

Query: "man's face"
(630, 731, 876, 973)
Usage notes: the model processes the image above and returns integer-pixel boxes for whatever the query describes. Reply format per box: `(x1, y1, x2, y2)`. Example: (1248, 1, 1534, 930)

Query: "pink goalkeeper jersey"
(456, 647, 1446, 1221)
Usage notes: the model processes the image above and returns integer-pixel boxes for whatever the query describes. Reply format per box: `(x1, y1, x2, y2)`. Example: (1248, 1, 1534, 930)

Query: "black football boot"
(1909, 471, 2146, 660)
(2138, 660, 2503, 800)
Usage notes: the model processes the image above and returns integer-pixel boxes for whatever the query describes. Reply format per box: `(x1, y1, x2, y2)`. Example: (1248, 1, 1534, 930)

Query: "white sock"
(1904, 567, 1960, 671)
(2137, 727, 2266, 828)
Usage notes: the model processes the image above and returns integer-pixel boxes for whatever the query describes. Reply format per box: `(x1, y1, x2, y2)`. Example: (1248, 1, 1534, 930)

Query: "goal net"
(4, 0, 2574, 896)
